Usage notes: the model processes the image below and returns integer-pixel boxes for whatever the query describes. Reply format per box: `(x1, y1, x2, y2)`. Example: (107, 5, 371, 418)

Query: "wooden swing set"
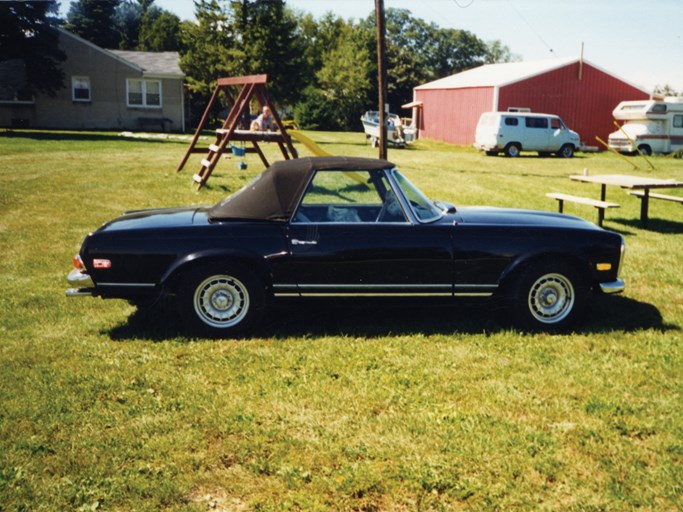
(177, 74, 298, 189)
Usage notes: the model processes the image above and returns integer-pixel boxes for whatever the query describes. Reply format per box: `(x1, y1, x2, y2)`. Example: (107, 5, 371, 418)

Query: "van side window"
(525, 117, 548, 129)
(550, 118, 562, 130)
(674, 115, 683, 129)
(504, 117, 518, 126)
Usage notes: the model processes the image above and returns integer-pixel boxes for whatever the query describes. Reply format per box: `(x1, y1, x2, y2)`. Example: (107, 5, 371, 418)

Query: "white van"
(608, 97, 683, 155)
(474, 112, 581, 157)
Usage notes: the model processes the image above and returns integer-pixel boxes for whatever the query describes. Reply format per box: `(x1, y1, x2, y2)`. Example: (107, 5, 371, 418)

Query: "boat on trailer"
(361, 111, 416, 148)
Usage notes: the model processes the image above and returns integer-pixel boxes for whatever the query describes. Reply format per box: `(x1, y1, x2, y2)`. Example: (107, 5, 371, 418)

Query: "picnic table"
(569, 173, 683, 228)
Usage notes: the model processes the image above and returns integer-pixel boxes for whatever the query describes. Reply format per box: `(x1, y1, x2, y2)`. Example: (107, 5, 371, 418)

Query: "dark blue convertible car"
(67, 156, 625, 336)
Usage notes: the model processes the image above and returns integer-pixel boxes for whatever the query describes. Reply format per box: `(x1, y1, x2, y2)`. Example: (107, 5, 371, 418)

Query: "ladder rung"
(216, 129, 228, 135)
(192, 174, 203, 183)
(209, 144, 221, 152)
(201, 159, 212, 168)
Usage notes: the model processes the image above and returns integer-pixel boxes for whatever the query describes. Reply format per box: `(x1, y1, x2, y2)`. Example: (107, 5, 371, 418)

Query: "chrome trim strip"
(98, 282, 156, 288)
(600, 278, 625, 294)
(297, 284, 453, 291)
(299, 292, 453, 297)
(272, 283, 497, 298)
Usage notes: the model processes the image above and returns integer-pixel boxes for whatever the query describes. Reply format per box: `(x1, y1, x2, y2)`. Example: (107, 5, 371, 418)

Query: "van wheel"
(557, 144, 575, 158)
(637, 144, 652, 156)
(504, 143, 521, 157)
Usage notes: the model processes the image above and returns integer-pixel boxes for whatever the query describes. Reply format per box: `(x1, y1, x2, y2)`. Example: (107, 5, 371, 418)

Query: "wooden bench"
(546, 192, 620, 227)
(628, 190, 683, 205)
(138, 117, 173, 132)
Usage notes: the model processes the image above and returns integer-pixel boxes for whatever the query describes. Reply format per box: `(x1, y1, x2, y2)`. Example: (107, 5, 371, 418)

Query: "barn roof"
(416, 57, 601, 90)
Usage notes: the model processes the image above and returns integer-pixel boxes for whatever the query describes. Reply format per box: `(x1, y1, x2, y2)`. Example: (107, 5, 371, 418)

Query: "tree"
(179, 0, 241, 109)
(316, 23, 373, 130)
(653, 84, 680, 97)
(138, 9, 182, 51)
(0, 0, 65, 98)
(114, 0, 144, 50)
(230, 0, 305, 105)
(65, 0, 120, 49)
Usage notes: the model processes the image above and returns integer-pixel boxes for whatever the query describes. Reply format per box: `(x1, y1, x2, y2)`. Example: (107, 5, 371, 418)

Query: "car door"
(271, 169, 454, 297)
(523, 116, 550, 150)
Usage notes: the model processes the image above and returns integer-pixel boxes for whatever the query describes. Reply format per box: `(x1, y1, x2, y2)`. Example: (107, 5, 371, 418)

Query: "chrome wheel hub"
(528, 273, 574, 324)
(194, 275, 249, 328)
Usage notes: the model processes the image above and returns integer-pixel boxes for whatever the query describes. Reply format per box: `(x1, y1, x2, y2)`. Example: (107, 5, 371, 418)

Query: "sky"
(64, 0, 683, 93)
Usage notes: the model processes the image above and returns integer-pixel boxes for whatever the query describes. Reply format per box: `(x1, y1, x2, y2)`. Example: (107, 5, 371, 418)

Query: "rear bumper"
(66, 268, 94, 297)
(600, 278, 625, 294)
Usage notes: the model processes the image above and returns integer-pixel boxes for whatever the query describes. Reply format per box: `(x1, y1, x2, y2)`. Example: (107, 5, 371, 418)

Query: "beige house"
(0, 28, 185, 132)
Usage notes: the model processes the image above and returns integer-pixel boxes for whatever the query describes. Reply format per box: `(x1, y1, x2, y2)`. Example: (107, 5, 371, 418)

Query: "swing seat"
(230, 144, 246, 157)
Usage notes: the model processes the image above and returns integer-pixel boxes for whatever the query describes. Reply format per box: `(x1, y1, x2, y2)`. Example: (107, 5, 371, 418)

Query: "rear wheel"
(504, 143, 521, 157)
(178, 264, 263, 337)
(508, 261, 588, 332)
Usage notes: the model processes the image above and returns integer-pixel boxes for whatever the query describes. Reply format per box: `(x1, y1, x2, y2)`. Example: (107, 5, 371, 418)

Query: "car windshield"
(391, 170, 443, 222)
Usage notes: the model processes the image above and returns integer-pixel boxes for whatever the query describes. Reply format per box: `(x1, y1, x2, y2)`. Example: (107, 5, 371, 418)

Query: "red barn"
(412, 58, 649, 147)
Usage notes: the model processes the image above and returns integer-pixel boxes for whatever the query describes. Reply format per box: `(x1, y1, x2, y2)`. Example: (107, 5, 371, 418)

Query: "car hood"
(98, 206, 210, 232)
(455, 206, 599, 229)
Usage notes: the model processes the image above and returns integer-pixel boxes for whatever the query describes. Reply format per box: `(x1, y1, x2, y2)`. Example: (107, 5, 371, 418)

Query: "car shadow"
(106, 295, 675, 342)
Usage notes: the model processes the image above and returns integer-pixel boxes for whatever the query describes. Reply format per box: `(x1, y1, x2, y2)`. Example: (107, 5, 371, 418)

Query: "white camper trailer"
(608, 97, 683, 155)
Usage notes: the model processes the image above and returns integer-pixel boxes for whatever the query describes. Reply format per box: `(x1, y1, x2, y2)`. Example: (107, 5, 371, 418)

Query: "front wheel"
(178, 264, 264, 337)
(508, 262, 588, 332)
(637, 144, 652, 156)
(557, 144, 575, 158)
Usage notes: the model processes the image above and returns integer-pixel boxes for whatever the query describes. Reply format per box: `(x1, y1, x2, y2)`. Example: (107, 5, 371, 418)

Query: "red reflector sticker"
(93, 259, 112, 269)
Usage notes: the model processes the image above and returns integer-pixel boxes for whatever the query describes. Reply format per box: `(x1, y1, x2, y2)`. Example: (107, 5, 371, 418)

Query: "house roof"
(416, 58, 580, 90)
(56, 28, 183, 79)
(109, 50, 184, 78)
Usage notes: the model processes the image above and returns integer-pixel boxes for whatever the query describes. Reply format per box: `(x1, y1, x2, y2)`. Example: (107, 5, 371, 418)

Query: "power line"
(506, 0, 554, 55)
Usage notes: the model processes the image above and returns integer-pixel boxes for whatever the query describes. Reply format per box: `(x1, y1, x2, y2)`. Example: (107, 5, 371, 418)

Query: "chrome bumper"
(600, 278, 625, 294)
(66, 268, 95, 297)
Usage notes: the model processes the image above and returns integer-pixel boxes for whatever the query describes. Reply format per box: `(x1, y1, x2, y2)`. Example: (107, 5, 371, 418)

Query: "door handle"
(291, 239, 318, 246)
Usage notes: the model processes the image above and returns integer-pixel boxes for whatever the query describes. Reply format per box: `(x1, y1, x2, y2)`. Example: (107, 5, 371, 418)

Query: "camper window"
(652, 104, 667, 113)
(525, 117, 548, 129)
(674, 115, 683, 128)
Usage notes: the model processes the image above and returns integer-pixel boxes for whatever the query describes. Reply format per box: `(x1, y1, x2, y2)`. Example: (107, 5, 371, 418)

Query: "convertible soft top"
(208, 156, 394, 222)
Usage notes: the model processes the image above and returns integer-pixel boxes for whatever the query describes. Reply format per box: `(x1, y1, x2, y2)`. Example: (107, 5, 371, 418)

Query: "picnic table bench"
(546, 192, 619, 227)
(628, 190, 683, 205)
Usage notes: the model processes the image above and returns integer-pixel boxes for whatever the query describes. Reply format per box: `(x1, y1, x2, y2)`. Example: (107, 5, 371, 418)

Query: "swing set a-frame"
(177, 74, 298, 189)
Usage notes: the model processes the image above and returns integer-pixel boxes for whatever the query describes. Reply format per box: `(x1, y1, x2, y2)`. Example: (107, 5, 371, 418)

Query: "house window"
(72, 76, 91, 102)
(127, 79, 162, 108)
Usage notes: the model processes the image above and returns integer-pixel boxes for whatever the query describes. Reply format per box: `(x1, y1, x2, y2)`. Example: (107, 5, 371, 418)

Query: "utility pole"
(375, 0, 388, 160)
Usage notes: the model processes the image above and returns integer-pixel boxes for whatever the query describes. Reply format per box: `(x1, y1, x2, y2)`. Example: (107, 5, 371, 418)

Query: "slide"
(288, 130, 333, 157)
(288, 130, 366, 185)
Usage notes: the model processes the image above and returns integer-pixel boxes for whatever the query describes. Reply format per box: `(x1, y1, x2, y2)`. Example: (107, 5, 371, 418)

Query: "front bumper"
(66, 268, 95, 297)
(600, 278, 625, 294)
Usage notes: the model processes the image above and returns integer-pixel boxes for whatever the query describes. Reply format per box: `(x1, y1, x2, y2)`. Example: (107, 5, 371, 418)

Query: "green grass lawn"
(1, 129, 681, 511)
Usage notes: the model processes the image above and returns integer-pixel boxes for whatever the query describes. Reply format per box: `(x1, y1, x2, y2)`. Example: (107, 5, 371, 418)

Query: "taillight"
(93, 259, 112, 269)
